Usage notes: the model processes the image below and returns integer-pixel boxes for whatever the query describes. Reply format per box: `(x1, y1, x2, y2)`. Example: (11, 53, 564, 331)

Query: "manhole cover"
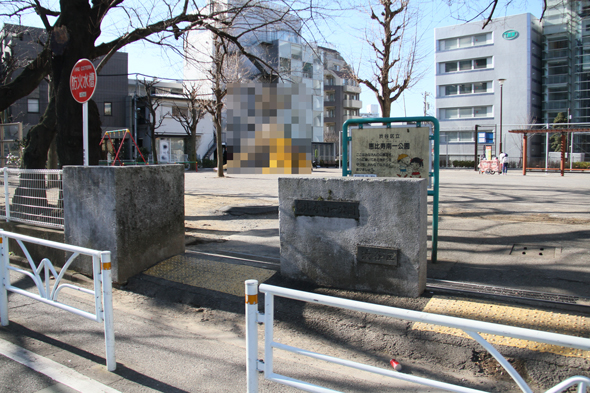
(510, 244, 560, 257)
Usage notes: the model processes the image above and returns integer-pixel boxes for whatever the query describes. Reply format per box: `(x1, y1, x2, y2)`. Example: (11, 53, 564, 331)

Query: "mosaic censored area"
(227, 83, 313, 174)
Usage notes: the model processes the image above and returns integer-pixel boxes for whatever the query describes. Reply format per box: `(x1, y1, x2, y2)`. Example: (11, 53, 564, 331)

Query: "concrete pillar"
(63, 165, 185, 284)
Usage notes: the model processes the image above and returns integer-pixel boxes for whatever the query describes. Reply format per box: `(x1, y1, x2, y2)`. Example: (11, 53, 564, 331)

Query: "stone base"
(279, 177, 427, 297)
(63, 165, 185, 284)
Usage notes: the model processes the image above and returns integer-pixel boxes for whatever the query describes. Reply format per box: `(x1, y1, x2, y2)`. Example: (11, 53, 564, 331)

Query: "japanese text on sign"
(351, 127, 430, 178)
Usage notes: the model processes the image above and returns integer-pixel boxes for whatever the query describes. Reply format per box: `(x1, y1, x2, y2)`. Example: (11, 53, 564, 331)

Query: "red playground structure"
(99, 129, 147, 166)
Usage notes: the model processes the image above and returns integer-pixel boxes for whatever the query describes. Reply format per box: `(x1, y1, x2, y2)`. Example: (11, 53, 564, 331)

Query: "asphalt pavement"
(1, 167, 589, 392)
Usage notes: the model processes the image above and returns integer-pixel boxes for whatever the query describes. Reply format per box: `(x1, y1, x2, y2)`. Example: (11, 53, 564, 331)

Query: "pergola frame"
(508, 128, 590, 176)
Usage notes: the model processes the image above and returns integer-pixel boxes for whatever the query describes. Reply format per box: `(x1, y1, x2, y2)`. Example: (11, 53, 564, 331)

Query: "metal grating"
(426, 279, 590, 307)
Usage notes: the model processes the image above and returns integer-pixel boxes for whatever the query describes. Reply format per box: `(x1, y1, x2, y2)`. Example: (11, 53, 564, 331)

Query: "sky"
(120, 0, 544, 117)
(2, 0, 544, 118)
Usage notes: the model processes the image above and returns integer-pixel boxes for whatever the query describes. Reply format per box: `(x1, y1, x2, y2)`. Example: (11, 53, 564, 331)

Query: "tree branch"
(0, 46, 51, 112)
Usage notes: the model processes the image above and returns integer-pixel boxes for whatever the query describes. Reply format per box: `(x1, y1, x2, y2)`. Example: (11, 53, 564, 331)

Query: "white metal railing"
(245, 280, 590, 393)
(0, 230, 115, 371)
(0, 168, 64, 229)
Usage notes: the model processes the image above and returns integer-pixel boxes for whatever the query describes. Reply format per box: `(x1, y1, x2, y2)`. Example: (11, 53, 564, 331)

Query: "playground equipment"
(99, 129, 147, 166)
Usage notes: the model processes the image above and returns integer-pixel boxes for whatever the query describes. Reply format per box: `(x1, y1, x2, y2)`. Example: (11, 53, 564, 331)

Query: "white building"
(183, 0, 325, 164)
(128, 79, 214, 162)
(434, 13, 543, 163)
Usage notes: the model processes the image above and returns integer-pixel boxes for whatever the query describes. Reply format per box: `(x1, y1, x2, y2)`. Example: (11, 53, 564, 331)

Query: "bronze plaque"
(357, 246, 398, 266)
(294, 200, 359, 219)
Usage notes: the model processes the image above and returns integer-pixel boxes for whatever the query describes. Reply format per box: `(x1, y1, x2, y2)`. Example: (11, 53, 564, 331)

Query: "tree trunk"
(188, 121, 197, 171)
(53, 0, 102, 166)
(23, 97, 57, 169)
(150, 126, 158, 164)
(215, 107, 224, 177)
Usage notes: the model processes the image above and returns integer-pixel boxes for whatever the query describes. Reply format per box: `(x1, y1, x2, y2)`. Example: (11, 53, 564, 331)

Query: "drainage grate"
(426, 279, 590, 307)
(510, 244, 560, 257)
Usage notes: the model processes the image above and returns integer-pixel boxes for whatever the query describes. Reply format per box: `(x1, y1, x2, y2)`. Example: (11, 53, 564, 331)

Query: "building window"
(27, 98, 39, 113)
(325, 93, 335, 101)
(291, 45, 302, 60)
(325, 109, 334, 117)
(104, 102, 112, 116)
(441, 106, 492, 119)
(303, 62, 313, 78)
(473, 82, 488, 93)
(172, 106, 188, 117)
(440, 82, 490, 96)
(458, 84, 471, 94)
(280, 57, 291, 73)
(474, 58, 488, 69)
(439, 33, 492, 51)
(333, 64, 340, 71)
(444, 131, 475, 142)
(445, 85, 457, 95)
(459, 60, 472, 71)
(445, 62, 458, 73)
(325, 76, 335, 86)
(442, 57, 492, 73)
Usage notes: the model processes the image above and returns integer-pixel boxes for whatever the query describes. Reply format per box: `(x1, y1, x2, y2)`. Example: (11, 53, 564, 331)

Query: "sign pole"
(70, 58, 97, 167)
(83, 102, 89, 166)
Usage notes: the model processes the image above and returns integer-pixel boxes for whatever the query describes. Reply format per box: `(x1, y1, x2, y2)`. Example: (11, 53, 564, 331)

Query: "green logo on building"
(502, 30, 519, 40)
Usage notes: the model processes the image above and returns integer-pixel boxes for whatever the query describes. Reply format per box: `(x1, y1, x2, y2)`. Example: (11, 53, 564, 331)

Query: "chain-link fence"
(0, 169, 64, 229)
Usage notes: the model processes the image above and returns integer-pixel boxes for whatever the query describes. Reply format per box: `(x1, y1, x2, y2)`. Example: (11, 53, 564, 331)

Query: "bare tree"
(198, 36, 254, 177)
(444, 0, 549, 28)
(355, 0, 425, 118)
(138, 78, 166, 164)
(0, 0, 339, 168)
(168, 83, 206, 170)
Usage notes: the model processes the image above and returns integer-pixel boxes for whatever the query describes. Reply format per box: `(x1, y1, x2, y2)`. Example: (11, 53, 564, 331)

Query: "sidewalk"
(1, 168, 589, 392)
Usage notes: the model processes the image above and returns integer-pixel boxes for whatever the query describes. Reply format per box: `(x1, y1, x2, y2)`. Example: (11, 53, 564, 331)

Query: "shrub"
(199, 158, 217, 168)
(573, 161, 590, 169)
(452, 160, 475, 168)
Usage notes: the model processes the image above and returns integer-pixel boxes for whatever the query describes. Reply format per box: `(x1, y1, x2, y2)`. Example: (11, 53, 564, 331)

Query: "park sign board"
(351, 126, 430, 178)
(70, 59, 97, 104)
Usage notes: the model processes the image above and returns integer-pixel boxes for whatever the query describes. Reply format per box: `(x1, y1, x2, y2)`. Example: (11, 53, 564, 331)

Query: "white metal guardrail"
(0, 168, 64, 229)
(245, 280, 590, 393)
(0, 230, 115, 371)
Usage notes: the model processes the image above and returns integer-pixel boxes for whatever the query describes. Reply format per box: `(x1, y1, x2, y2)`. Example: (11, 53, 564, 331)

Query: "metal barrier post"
(100, 251, 116, 371)
(3, 169, 10, 222)
(0, 235, 8, 326)
(245, 279, 259, 393)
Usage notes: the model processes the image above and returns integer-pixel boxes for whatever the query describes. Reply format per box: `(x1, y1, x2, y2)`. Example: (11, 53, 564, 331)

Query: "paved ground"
(1, 167, 590, 392)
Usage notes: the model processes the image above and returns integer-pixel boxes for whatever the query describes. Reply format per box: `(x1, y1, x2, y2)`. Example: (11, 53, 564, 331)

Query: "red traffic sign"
(70, 59, 97, 104)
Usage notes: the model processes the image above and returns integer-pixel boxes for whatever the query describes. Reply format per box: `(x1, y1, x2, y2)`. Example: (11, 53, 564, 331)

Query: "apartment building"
(319, 46, 362, 164)
(183, 1, 324, 173)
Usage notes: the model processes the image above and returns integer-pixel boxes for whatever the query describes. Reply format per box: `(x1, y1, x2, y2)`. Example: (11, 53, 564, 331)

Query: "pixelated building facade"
(226, 83, 313, 174)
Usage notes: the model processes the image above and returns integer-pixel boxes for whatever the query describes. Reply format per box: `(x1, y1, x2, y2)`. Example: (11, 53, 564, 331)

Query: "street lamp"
(498, 78, 506, 155)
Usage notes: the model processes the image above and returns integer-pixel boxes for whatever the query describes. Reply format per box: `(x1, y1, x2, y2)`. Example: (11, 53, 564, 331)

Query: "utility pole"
(422, 91, 431, 116)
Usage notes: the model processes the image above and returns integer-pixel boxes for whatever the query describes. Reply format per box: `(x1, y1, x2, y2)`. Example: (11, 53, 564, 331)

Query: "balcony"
(343, 84, 362, 94)
(343, 114, 362, 121)
(544, 74, 569, 85)
(543, 100, 569, 110)
(343, 99, 362, 109)
(545, 49, 569, 60)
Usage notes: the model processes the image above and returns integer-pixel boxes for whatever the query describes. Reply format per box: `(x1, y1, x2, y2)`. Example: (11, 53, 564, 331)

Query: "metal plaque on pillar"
(351, 126, 430, 178)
